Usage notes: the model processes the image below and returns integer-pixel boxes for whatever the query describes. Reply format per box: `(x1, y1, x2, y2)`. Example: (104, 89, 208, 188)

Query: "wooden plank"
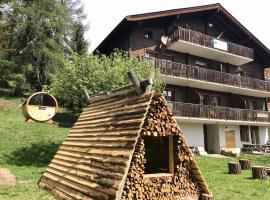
(62, 140, 135, 149)
(51, 158, 124, 180)
(48, 163, 121, 189)
(77, 109, 146, 124)
(53, 155, 126, 174)
(46, 167, 118, 196)
(66, 135, 137, 142)
(39, 177, 95, 200)
(42, 172, 110, 199)
(169, 136, 174, 174)
(56, 149, 129, 165)
(59, 145, 132, 158)
(73, 118, 143, 129)
(67, 131, 138, 137)
(84, 92, 151, 112)
(70, 126, 140, 134)
(80, 101, 149, 118)
(75, 112, 146, 126)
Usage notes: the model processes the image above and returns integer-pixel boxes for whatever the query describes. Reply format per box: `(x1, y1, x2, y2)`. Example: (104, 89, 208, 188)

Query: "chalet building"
(95, 3, 270, 155)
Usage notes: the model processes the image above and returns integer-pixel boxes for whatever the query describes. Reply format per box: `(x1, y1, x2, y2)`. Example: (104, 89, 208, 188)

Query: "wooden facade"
(96, 3, 270, 123)
(39, 83, 211, 200)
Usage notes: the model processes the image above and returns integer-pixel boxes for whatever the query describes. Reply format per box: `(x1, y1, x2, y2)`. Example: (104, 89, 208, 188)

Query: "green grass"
(1, 88, 270, 199)
(197, 155, 270, 200)
(0, 88, 70, 200)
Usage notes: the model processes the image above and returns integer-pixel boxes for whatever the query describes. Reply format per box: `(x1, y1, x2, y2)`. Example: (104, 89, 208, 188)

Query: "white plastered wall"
(177, 121, 205, 151)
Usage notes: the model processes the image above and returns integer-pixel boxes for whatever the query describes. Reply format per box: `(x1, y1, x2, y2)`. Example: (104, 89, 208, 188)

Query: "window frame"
(142, 136, 174, 178)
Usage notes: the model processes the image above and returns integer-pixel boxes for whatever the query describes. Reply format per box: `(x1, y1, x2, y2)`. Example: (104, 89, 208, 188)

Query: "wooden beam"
(169, 136, 174, 174)
(83, 87, 91, 104)
(127, 70, 142, 94)
(145, 71, 155, 93)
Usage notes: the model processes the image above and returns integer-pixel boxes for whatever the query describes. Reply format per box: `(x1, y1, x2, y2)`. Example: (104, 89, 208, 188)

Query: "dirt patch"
(0, 100, 12, 109)
(0, 168, 16, 186)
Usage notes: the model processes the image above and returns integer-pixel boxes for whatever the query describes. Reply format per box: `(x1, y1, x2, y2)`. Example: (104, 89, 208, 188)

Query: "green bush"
(48, 51, 164, 114)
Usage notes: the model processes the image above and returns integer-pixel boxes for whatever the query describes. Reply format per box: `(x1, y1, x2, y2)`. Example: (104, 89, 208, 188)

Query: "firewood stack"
(121, 94, 210, 200)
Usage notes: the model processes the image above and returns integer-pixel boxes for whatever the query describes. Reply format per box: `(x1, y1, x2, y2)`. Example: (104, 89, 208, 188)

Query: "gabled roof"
(38, 81, 210, 199)
(95, 3, 270, 65)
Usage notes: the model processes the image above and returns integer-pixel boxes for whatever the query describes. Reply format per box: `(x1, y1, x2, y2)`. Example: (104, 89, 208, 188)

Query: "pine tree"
(0, 0, 15, 86)
(3, 0, 87, 92)
(70, 22, 88, 55)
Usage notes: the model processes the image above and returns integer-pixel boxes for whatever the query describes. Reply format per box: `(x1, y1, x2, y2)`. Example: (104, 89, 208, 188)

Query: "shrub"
(48, 51, 164, 114)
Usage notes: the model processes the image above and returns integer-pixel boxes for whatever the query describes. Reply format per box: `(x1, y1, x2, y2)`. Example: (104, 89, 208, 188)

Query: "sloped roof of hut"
(39, 72, 210, 200)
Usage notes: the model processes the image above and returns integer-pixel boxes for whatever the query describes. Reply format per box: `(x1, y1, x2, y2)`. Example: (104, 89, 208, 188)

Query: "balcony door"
(250, 126, 260, 144)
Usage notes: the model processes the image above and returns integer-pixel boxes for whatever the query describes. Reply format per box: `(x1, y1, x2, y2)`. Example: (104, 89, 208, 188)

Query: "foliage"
(0, 0, 87, 92)
(70, 22, 88, 55)
(48, 51, 164, 114)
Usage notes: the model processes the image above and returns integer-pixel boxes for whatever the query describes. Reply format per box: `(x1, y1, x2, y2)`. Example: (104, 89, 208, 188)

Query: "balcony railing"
(169, 101, 270, 123)
(154, 59, 270, 92)
(168, 27, 254, 59)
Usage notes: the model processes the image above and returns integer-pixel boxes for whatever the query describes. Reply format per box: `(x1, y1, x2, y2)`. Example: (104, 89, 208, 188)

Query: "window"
(143, 136, 174, 176)
(144, 31, 153, 39)
(163, 89, 175, 102)
(251, 126, 260, 144)
(240, 125, 250, 142)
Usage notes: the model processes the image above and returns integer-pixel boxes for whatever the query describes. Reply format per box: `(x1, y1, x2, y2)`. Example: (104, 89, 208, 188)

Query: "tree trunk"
(228, 162, 241, 174)
(252, 166, 267, 180)
(239, 159, 251, 170)
(14, 86, 23, 97)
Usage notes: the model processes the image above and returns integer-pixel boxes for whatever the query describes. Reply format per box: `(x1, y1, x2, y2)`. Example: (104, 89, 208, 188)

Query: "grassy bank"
(0, 88, 70, 200)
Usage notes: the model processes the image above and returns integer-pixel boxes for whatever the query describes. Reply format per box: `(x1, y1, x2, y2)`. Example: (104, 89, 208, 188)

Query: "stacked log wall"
(121, 94, 208, 200)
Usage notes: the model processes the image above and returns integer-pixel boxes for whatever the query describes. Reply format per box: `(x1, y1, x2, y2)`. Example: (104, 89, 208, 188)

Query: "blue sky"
(82, 0, 270, 52)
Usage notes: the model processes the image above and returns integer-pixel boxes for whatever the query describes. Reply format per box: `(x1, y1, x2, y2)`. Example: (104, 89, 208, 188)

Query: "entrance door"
(225, 131, 236, 149)
(250, 126, 260, 144)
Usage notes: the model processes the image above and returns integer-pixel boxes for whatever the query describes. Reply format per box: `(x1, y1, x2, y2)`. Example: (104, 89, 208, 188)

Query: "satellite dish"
(161, 36, 169, 45)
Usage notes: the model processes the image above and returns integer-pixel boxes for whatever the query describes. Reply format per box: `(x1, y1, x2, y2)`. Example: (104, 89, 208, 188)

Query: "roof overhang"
(95, 3, 270, 64)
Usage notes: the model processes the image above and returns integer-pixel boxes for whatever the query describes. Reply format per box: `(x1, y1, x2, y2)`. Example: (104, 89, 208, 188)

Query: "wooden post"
(168, 136, 174, 174)
(145, 71, 155, 93)
(252, 166, 267, 180)
(127, 70, 142, 94)
(83, 87, 91, 104)
(239, 159, 251, 170)
(228, 162, 241, 174)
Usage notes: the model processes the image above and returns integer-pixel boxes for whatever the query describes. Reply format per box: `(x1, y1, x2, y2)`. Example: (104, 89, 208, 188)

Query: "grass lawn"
(0, 87, 270, 199)
(197, 155, 270, 200)
(0, 88, 70, 200)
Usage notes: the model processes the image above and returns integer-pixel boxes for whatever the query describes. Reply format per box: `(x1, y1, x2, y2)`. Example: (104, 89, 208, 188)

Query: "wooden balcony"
(154, 59, 270, 98)
(167, 27, 254, 66)
(169, 101, 270, 125)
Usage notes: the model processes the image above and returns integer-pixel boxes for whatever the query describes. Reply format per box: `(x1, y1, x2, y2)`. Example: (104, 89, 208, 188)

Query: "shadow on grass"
(53, 112, 78, 128)
(4, 142, 62, 167)
(0, 87, 15, 100)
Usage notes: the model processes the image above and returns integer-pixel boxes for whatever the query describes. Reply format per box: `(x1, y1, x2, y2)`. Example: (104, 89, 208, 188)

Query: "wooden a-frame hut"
(38, 71, 212, 200)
